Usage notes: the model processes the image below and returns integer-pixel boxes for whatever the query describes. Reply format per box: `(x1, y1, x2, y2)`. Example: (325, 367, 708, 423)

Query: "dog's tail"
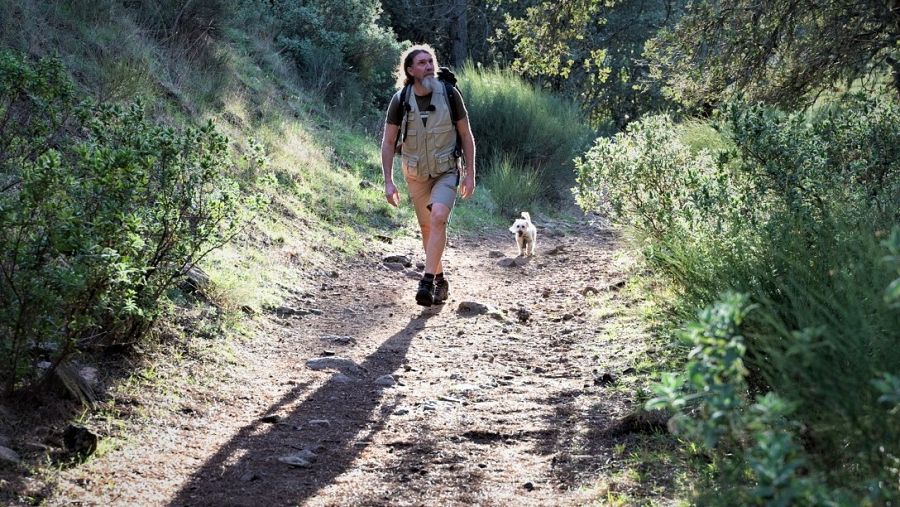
(521, 211, 531, 222)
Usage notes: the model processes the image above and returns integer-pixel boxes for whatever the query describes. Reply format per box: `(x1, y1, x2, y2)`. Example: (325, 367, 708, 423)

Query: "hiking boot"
(433, 278, 449, 304)
(415, 278, 434, 307)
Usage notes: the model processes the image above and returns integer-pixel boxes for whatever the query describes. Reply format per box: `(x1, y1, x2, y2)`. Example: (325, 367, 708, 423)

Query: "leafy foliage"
(506, 0, 684, 128)
(0, 51, 265, 392)
(577, 97, 900, 500)
(647, 0, 900, 110)
(269, 0, 402, 116)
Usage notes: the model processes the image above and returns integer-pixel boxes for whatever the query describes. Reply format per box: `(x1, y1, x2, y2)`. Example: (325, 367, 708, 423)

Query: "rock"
(180, 265, 211, 294)
(487, 250, 504, 258)
(523, 482, 535, 491)
(457, 301, 490, 316)
(331, 373, 352, 383)
(383, 255, 412, 267)
(374, 234, 393, 244)
(305, 357, 365, 376)
(394, 407, 410, 416)
(594, 372, 617, 386)
(622, 367, 636, 375)
(260, 414, 281, 424)
(326, 335, 357, 346)
(240, 471, 261, 482)
(450, 383, 481, 393)
(63, 424, 99, 458)
(384, 262, 405, 272)
(0, 446, 20, 465)
(415, 262, 425, 270)
(580, 286, 599, 297)
(51, 362, 97, 409)
(278, 455, 312, 468)
(404, 270, 422, 280)
(359, 179, 375, 189)
(515, 308, 531, 323)
(240, 305, 257, 316)
(544, 245, 566, 255)
(374, 375, 397, 387)
(309, 419, 331, 427)
(497, 258, 517, 268)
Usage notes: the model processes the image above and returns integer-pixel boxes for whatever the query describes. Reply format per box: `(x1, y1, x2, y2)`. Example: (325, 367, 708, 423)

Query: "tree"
(647, 0, 900, 110)
(506, 0, 684, 128)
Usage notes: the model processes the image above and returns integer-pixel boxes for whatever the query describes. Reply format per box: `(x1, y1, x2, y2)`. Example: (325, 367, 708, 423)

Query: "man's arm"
(381, 123, 400, 207)
(456, 117, 476, 199)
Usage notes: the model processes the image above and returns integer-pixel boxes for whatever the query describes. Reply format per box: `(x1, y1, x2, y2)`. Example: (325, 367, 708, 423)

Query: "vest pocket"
(403, 124, 418, 151)
(402, 157, 427, 182)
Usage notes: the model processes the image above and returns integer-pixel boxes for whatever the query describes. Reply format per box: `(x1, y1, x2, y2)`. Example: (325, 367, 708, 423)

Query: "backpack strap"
(395, 84, 411, 154)
(443, 80, 464, 159)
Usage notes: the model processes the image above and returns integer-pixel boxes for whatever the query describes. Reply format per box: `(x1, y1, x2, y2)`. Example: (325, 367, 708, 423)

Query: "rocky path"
(19, 217, 662, 506)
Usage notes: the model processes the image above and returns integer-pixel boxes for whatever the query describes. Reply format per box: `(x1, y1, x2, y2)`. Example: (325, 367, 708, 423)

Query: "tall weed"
(482, 154, 543, 216)
(458, 65, 593, 172)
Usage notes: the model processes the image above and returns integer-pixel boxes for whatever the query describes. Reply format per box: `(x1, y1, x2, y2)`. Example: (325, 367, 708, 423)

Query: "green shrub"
(270, 0, 402, 118)
(458, 65, 593, 183)
(482, 154, 543, 216)
(577, 98, 900, 500)
(0, 51, 265, 392)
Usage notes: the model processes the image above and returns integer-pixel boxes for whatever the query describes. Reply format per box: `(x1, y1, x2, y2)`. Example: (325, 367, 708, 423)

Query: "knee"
(430, 204, 450, 227)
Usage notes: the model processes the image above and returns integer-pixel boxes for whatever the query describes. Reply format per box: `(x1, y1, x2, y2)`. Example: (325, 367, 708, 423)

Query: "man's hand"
(460, 174, 476, 199)
(385, 182, 400, 207)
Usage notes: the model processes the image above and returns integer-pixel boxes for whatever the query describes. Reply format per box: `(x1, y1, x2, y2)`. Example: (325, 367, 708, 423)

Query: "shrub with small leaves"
(0, 51, 266, 392)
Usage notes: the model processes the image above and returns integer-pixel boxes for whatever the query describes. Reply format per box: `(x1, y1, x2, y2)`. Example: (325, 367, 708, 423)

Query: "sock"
(435, 272, 445, 282)
(423, 273, 435, 282)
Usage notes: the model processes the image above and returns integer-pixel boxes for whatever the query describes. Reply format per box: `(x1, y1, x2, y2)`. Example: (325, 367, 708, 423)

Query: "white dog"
(508, 211, 537, 256)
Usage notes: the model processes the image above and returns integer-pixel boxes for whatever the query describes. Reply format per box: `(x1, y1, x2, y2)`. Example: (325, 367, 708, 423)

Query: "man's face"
(407, 52, 435, 83)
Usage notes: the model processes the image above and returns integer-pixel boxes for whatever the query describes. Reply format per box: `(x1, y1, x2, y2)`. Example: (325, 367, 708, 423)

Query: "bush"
(576, 97, 900, 500)
(271, 0, 402, 117)
(458, 65, 593, 172)
(0, 51, 265, 392)
(482, 154, 543, 216)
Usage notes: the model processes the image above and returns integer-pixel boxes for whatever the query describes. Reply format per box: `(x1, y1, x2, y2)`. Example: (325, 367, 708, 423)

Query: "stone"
(384, 262, 405, 272)
(260, 414, 281, 424)
(523, 482, 535, 491)
(326, 335, 357, 346)
(487, 250, 504, 258)
(0, 446, 20, 465)
(515, 308, 531, 323)
(594, 372, 616, 386)
(374, 375, 397, 387)
(331, 373, 352, 383)
(309, 419, 331, 427)
(394, 407, 410, 416)
(457, 301, 490, 316)
(63, 425, 98, 457)
(305, 357, 365, 376)
(383, 255, 412, 267)
(278, 455, 312, 468)
(180, 265, 211, 294)
(240, 472, 261, 482)
(497, 258, 517, 268)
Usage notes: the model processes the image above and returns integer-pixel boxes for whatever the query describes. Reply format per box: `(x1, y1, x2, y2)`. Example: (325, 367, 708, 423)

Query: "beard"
(421, 75, 438, 92)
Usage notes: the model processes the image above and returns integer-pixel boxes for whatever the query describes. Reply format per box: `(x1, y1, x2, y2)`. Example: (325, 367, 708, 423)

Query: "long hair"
(394, 44, 438, 90)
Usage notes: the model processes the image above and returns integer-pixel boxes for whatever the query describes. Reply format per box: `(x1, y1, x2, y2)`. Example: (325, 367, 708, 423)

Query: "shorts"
(405, 170, 459, 226)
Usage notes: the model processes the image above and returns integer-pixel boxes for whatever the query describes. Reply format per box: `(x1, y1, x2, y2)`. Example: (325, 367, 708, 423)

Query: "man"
(381, 44, 476, 307)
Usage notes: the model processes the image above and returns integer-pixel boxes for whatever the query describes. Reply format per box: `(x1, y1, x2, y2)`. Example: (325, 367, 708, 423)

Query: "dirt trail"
(32, 216, 654, 506)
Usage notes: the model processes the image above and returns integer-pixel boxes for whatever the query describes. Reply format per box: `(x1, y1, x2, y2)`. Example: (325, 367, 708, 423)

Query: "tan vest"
(399, 83, 458, 182)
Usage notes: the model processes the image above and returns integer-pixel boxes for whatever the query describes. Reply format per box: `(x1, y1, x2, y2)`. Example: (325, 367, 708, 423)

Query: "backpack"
(395, 66, 463, 159)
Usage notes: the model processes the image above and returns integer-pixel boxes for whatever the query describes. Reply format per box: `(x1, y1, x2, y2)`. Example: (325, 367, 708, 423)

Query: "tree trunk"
(449, 0, 468, 68)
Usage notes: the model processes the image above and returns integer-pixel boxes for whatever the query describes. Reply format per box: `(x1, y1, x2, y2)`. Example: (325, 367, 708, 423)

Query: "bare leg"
(424, 203, 450, 274)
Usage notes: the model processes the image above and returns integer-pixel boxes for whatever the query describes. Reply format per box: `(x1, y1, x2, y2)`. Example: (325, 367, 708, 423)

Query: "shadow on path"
(168, 310, 438, 506)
